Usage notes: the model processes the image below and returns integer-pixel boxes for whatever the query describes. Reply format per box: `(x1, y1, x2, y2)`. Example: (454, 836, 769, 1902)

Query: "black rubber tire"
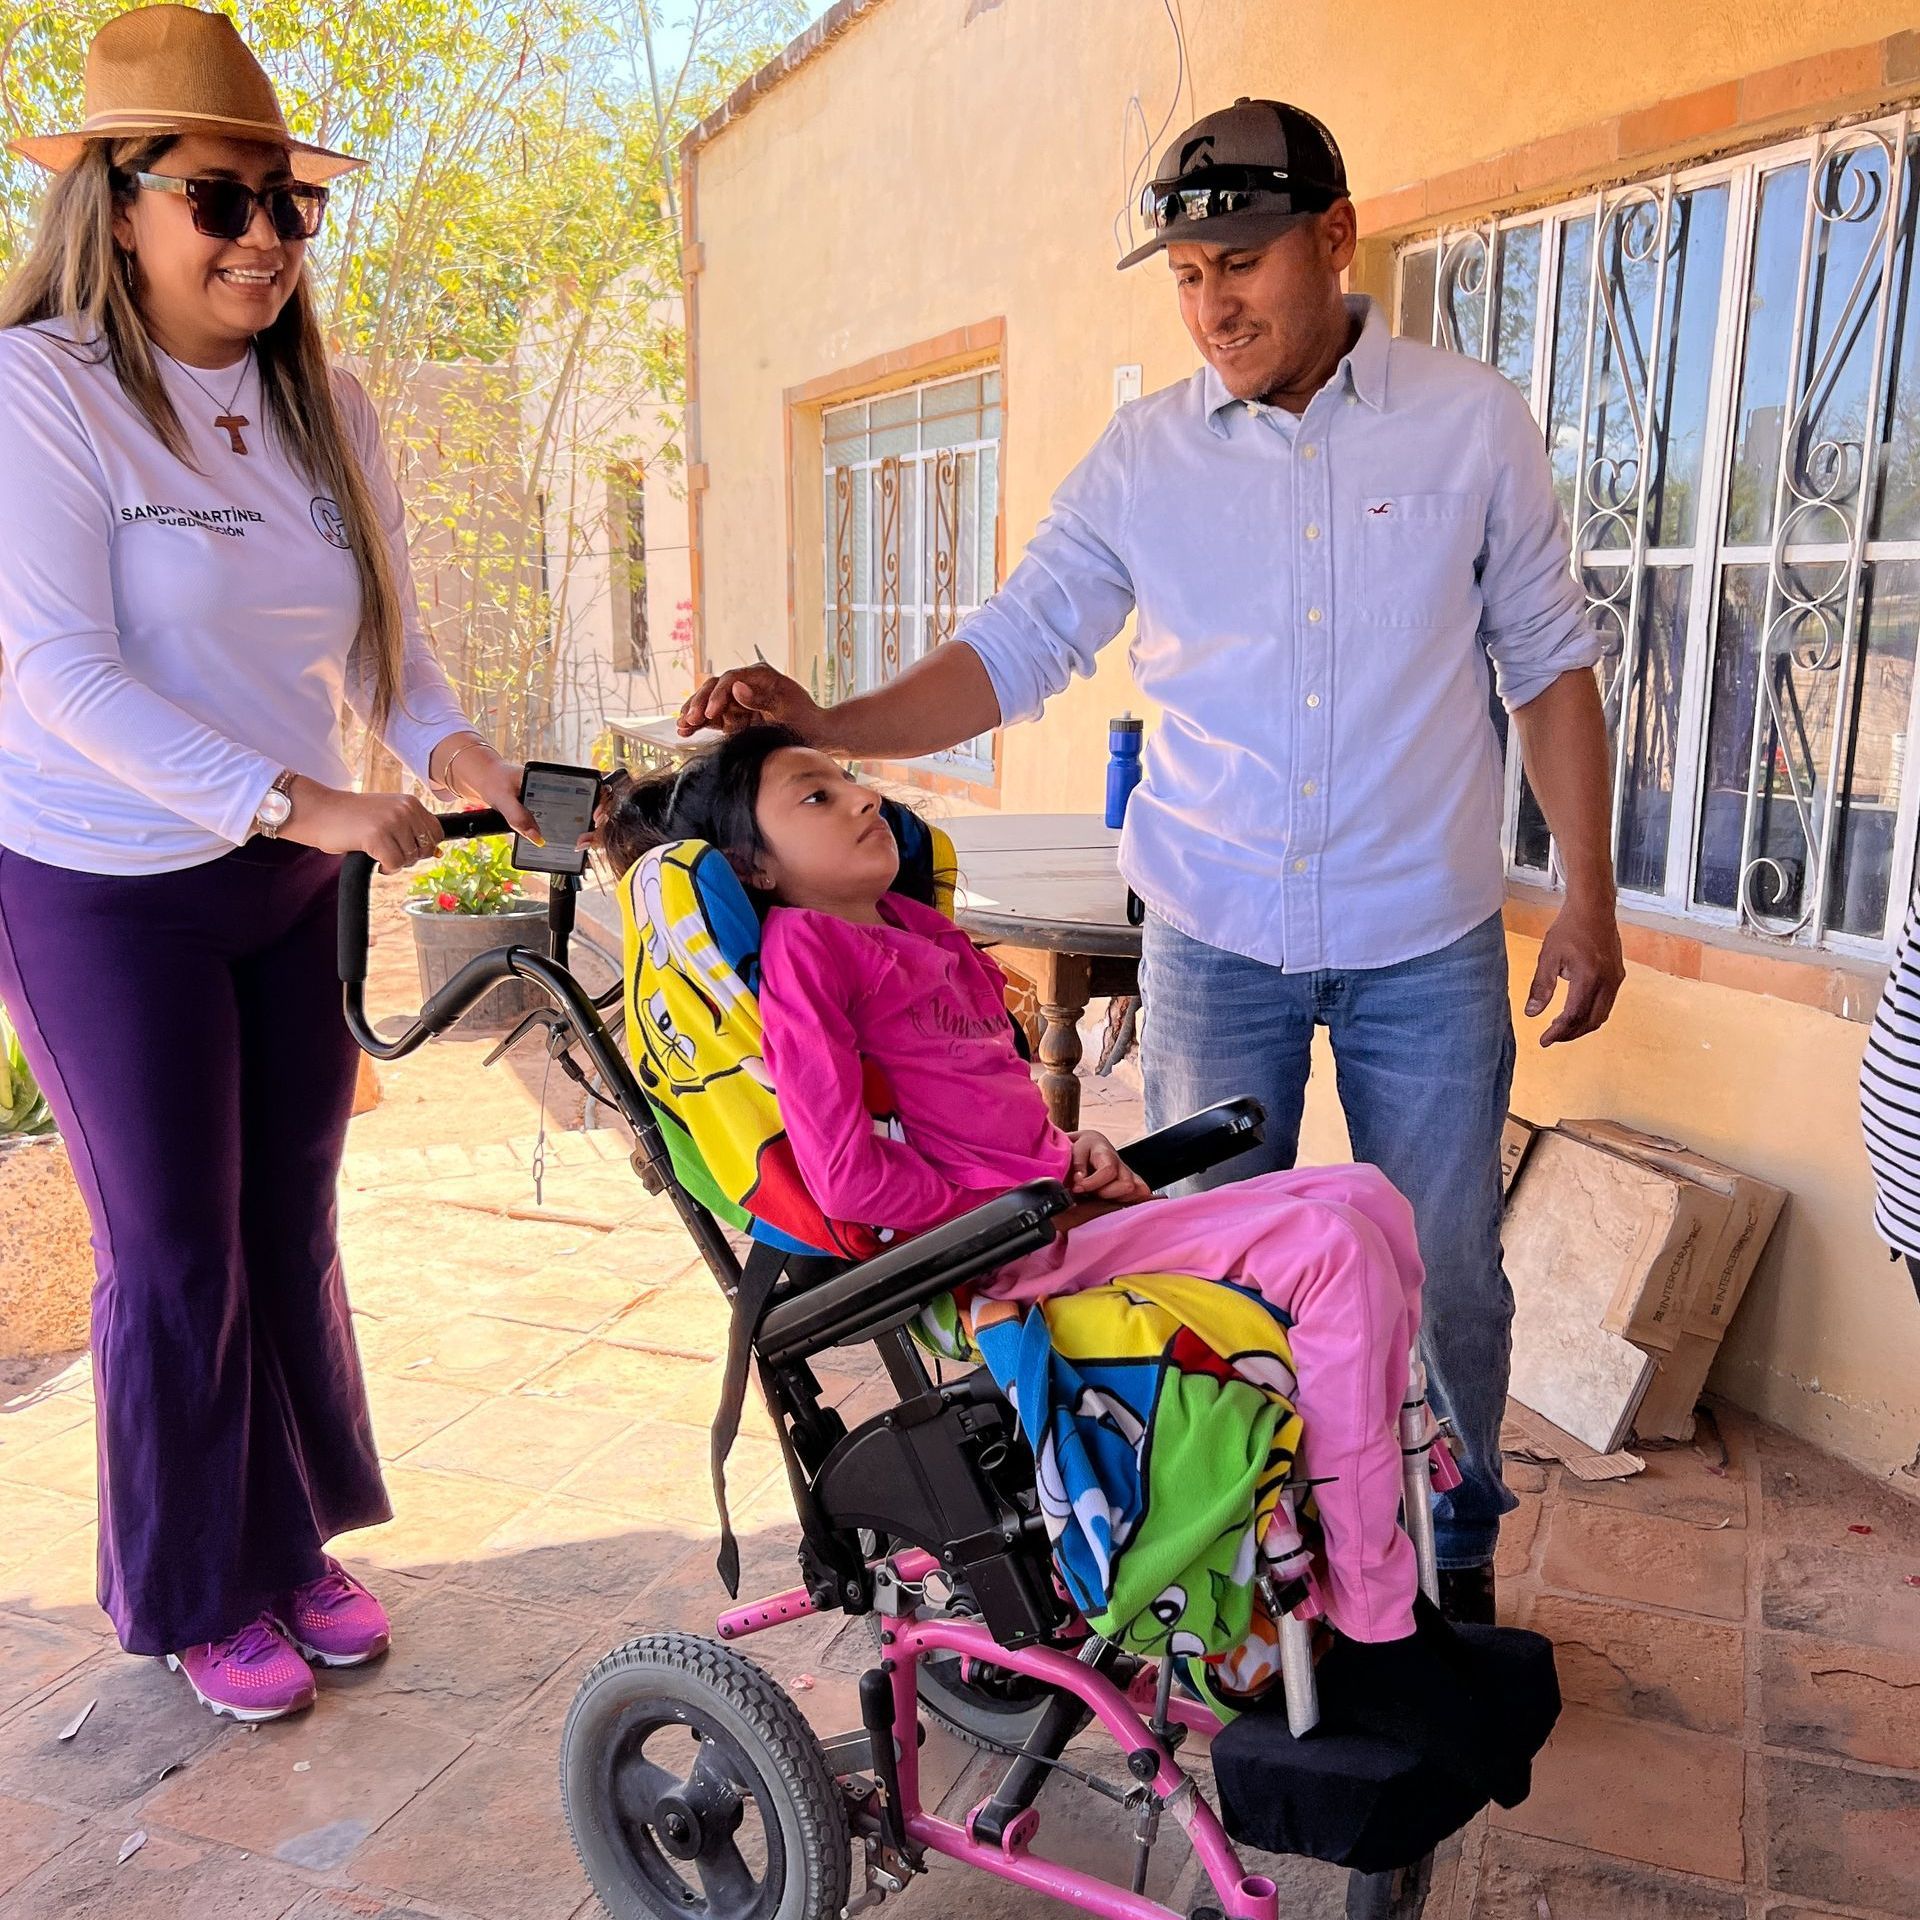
(863, 1608, 1058, 1753)
(1345, 1853, 1433, 1920)
(562, 1631, 850, 1920)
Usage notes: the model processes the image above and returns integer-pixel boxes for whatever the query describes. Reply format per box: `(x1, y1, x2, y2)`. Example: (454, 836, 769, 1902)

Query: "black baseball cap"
(1118, 97, 1348, 270)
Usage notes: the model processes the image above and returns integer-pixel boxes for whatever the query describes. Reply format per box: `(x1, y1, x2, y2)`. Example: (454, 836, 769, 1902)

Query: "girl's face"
(113, 133, 308, 365)
(751, 747, 900, 915)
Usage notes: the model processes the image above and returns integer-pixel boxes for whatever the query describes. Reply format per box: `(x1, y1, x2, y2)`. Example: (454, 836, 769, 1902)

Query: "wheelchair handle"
(338, 808, 527, 1059)
(336, 808, 507, 989)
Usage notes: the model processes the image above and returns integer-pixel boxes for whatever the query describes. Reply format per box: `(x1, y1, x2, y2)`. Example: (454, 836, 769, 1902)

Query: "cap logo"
(1178, 133, 1216, 172)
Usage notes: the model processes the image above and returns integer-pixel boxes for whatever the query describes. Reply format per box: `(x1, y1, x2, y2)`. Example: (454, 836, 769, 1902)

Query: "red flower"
(501, 877, 516, 891)
(437, 891, 459, 911)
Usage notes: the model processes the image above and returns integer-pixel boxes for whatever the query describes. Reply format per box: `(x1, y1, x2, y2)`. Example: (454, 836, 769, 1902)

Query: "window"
(1397, 111, 1920, 957)
(821, 368, 1002, 772)
(608, 463, 648, 674)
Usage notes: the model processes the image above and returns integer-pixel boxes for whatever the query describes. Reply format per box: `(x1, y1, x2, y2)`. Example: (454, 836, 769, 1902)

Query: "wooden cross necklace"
(166, 347, 255, 455)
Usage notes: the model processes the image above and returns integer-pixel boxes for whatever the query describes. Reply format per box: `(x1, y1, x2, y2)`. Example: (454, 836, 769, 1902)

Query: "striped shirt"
(1860, 893, 1920, 1256)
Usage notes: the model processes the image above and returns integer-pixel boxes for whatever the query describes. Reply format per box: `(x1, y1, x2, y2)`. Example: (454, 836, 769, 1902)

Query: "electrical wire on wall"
(1112, 0, 1194, 266)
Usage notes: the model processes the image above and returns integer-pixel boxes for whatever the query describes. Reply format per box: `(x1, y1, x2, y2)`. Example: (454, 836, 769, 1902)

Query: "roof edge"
(683, 0, 895, 157)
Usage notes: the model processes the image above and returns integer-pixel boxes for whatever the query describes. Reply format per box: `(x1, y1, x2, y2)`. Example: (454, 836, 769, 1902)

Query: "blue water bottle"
(1106, 713, 1148, 926)
(1105, 712, 1144, 829)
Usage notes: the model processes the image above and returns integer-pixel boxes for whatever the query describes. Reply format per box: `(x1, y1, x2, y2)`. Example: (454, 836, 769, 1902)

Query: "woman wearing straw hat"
(0, 6, 540, 1721)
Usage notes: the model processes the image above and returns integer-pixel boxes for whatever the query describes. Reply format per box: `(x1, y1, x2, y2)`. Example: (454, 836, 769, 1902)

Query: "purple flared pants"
(0, 839, 389, 1654)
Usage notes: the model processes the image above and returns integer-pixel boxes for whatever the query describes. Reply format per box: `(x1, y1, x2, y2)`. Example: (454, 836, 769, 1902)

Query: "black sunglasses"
(132, 172, 329, 243)
(1141, 164, 1325, 233)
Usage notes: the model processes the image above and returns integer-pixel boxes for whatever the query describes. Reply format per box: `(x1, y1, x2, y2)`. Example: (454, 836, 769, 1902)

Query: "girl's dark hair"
(602, 723, 806, 893)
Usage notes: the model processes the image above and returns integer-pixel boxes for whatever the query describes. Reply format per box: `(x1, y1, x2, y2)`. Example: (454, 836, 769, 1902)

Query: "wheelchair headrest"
(614, 799, 957, 1258)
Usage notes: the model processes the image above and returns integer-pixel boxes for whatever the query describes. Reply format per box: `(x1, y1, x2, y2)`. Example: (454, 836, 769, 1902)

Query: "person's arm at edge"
(1476, 375, 1624, 1046)
(1510, 668, 1623, 1044)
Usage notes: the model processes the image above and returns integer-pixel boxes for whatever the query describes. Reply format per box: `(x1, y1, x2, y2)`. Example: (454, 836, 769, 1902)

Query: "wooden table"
(944, 813, 1140, 1131)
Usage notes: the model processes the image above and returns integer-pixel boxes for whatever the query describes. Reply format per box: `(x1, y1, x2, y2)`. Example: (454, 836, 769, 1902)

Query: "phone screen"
(513, 763, 600, 875)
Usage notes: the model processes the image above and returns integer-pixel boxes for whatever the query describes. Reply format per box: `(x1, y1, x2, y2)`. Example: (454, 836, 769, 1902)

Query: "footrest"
(1211, 1617, 1559, 1874)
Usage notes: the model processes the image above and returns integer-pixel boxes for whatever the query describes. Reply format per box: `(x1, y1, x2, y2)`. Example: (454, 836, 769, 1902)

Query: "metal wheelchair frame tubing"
(335, 814, 740, 1287)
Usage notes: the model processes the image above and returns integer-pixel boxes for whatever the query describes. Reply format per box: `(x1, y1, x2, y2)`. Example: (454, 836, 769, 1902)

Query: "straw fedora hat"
(9, 6, 363, 183)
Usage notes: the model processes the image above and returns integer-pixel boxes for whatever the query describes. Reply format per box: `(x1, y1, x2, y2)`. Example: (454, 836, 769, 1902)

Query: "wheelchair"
(338, 807, 1557, 1920)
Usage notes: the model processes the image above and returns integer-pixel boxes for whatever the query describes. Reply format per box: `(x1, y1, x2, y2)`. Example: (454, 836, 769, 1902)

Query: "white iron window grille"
(822, 368, 1001, 774)
(1396, 111, 1920, 958)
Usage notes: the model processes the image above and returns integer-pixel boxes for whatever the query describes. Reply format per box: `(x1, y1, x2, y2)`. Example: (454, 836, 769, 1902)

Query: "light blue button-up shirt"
(958, 296, 1600, 972)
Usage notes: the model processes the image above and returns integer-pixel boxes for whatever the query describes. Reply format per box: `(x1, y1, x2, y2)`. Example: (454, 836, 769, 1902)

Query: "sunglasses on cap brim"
(1140, 164, 1332, 235)
(131, 172, 329, 243)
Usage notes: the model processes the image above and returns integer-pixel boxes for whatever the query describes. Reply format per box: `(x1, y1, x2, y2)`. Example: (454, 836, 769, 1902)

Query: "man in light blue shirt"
(685, 100, 1623, 1621)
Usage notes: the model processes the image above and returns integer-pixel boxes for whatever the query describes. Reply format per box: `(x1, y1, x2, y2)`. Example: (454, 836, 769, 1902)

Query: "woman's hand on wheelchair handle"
(280, 779, 446, 874)
(1068, 1130, 1151, 1206)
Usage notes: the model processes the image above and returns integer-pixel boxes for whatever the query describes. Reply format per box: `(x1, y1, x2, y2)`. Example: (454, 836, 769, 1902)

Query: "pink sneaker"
(166, 1615, 317, 1722)
(274, 1557, 391, 1667)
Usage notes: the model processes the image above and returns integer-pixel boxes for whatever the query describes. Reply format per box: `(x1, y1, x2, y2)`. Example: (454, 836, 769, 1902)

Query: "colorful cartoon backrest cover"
(616, 800, 958, 1259)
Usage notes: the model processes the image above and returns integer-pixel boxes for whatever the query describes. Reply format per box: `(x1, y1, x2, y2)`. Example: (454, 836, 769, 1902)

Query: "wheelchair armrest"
(1119, 1097, 1266, 1193)
(757, 1179, 1072, 1368)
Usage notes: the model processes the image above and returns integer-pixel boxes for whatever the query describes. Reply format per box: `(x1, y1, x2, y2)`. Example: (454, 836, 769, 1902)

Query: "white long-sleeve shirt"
(0, 318, 472, 874)
(959, 296, 1602, 972)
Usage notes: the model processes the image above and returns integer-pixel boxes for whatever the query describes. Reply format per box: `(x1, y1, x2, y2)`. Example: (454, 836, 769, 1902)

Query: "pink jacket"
(759, 893, 1072, 1239)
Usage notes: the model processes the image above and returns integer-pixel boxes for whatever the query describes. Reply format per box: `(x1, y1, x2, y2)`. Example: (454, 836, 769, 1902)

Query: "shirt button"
(1306, 692, 1322, 709)
(1292, 857, 1309, 874)
(1301, 444, 1318, 461)
(1302, 780, 1318, 797)
(1307, 606, 1323, 623)
(1304, 523, 1321, 541)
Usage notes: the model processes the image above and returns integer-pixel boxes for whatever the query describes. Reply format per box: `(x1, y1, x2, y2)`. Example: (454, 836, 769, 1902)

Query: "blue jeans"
(1139, 911, 1518, 1569)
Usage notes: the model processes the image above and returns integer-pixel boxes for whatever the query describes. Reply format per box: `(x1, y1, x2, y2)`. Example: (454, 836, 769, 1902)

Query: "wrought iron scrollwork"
(831, 464, 856, 703)
(930, 449, 960, 645)
(1436, 227, 1493, 358)
(877, 456, 903, 678)
(1739, 129, 1899, 937)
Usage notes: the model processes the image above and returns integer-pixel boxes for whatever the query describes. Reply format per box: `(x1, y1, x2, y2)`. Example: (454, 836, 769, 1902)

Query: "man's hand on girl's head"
(679, 665, 825, 739)
(1067, 1130, 1151, 1205)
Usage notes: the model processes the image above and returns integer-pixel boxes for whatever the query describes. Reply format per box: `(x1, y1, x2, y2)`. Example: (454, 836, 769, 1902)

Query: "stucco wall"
(686, 0, 1920, 1480)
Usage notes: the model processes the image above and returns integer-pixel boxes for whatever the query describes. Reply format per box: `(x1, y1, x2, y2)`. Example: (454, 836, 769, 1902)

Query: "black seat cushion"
(1211, 1600, 1560, 1873)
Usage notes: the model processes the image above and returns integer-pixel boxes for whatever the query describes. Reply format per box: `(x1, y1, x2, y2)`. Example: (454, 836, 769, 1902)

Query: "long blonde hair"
(0, 137, 404, 732)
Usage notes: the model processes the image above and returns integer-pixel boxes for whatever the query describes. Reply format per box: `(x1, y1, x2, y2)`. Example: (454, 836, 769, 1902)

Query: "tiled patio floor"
(1, 897, 1916, 1918)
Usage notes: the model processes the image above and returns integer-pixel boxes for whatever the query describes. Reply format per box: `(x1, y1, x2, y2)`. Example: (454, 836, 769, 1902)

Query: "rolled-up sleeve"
(334, 372, 474, 780)
(1476, 377, 1602, 712)
(958, 408, 1137, 725)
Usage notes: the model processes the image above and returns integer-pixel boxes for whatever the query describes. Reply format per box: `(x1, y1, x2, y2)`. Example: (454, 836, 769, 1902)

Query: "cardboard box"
(1500, 1115, 1539, 1196)
(1559, 1118, 1787, 1340)
(1512, 1131, 1730, 1354)
(1502, 1131, 1673, 1452)
(1631, 1330, 1720, 1441)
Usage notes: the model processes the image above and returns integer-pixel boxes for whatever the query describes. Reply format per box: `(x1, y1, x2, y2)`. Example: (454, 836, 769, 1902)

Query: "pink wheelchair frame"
(712, 1358, 1447, 1920)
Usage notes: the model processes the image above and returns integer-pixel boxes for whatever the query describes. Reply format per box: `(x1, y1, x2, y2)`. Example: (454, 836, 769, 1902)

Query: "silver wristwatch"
(254, 769, 297, 838)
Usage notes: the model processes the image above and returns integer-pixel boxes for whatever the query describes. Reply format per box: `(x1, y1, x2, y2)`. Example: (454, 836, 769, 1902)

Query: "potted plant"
(405, 834, 551, 1036)
(0, 1012, 96, 1356)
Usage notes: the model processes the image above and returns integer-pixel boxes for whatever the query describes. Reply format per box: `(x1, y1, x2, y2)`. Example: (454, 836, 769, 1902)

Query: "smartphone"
(513, 761, 602, 876)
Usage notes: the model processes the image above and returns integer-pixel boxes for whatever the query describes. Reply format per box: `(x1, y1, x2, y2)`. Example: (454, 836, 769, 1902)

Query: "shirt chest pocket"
(1351, 490, 1481, 630)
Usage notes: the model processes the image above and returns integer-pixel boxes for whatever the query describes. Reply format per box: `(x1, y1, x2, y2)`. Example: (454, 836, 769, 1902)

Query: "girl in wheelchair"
(602, 724, 1438, 1693)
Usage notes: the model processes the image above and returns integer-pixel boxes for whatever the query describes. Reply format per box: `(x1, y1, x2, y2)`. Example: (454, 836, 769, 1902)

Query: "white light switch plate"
(1113, 364, 1142, 410)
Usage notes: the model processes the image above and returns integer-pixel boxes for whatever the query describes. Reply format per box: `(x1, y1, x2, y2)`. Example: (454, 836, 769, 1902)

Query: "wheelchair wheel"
(864, 1606, 1061, 1753)
(562, 1632, 849, 1920)
(1345, 1852, 1433, 1920)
